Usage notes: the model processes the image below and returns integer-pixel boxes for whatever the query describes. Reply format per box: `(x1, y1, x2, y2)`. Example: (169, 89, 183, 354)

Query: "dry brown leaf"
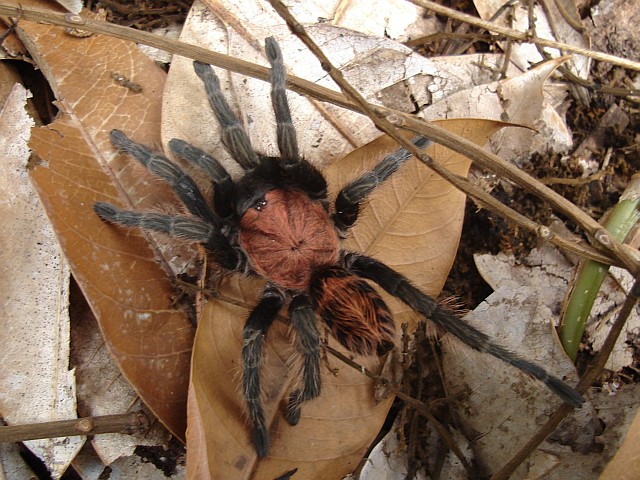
(600, 395, 640, 480)
(0, 80, 84, 478)
(473, 0, 590, 79)
(187, 119, 502, 479)
(69, 283, 175, 466)
(19, 12, 193, 439)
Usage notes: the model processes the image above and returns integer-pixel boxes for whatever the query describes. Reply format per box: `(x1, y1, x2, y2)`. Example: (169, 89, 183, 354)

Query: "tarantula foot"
(93, 202, 119, 222)
(252, 424, 270, 458)
(285, 390, 302, 426)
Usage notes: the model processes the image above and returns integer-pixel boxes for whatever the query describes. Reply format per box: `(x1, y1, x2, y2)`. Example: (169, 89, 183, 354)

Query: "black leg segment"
(333, 137, 432, 231)
(93, 203, 244, 271)
(94, 203, 212, 241)
(193, 62, 260, 170)
(265, 36, 299, 164)
(169, 139, 236, 220)
(344, 252, 585, 408)
(285, 294, 321, 426)
(242, 287, 284, 457)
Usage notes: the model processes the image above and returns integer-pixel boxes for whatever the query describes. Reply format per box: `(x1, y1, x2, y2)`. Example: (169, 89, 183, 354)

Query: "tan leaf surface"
(20, 15, 193, 439)
(0, 80, 84, 478)
(163, 1, 503, 170)
(600, 395, 640, 480)
(188, 119, 502, 479)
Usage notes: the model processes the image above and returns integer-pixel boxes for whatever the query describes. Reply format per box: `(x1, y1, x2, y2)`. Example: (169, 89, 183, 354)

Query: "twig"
(325, 346, 472, 475)
(0, 3, 636, 271)
(0, 412, 149, 442)
(407, 0, 640, 71)
(491, 278, 640, 480)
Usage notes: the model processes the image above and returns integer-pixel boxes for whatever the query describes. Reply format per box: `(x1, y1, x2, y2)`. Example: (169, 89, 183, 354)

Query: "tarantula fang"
(94, 37, 584, 457)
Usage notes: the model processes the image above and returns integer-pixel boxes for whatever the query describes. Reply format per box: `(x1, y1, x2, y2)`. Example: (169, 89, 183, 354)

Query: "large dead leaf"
(162, 1, 508, 169)
(188, 119, 502, 478)
(473, 0, 590, 80)
(0, 80, 84, 478)
(20, 11, 193, 439)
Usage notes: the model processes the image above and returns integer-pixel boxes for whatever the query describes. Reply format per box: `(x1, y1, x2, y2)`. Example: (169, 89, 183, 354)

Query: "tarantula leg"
(265, 36, 298, 164)
(264, 37, 328, 200)
(193, 62, 260, 170)
(285, 294, 321, 426)
(242, 287, 284, 457)
(110, 130, 220, 227)
(344, 252, 586, 408)
(94, 204, 211, 240)
(332, 137, 432, 232)
(93, 203, 244, 271)
(169, 139, 236, 219)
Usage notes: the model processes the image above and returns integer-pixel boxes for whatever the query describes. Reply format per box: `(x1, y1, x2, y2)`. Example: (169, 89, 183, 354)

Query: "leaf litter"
(0, 0, 636, 478)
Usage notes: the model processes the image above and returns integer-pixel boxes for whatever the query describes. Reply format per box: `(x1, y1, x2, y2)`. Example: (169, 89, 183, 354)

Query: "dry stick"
(326, 346, 473, 474)
(0, 413, 149, 442)
(2, 2, 633, 468)
(491, 278, 640, 480)
(407, 0, 640, 71)
(0, 4, 633, 271)
(266, 0, 640, 278)
(265, 1, 640, 477)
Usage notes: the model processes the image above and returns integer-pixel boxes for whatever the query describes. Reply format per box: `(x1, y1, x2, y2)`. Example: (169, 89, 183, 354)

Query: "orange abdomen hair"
(239, 189, 340, 291)
(310, 266, 395, 356)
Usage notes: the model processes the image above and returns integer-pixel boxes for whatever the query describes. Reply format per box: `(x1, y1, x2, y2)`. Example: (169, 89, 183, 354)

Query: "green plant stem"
(560, 179, 640, 360)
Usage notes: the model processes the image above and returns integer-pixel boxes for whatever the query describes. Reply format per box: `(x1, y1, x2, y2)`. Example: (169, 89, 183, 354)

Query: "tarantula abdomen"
(311, 266, 395, 356)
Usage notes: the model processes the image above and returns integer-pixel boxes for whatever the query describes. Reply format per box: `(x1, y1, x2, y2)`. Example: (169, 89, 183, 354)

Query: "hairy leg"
(343, 251, 585, 408)
(193, 62, 260, 170)
(110, 130, 220, 227)
(285, 294, 321, 426)
(93, 203, 244, 271)
(265, 36, 298, 164)
(169, 139, 236, 219)
(332, 137, 432, 231)
(264, 37, 327, 200)
(242, 287, 284, 457)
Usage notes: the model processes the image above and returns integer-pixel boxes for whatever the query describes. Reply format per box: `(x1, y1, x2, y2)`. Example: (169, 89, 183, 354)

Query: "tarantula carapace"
(94, 37, 584, 457)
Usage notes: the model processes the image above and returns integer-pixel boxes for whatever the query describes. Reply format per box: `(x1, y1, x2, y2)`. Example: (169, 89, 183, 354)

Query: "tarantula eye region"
(251, 197, 268, 211)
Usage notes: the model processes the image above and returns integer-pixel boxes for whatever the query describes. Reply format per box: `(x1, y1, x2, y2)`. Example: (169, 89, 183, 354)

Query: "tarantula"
(94, 37, 584, 457)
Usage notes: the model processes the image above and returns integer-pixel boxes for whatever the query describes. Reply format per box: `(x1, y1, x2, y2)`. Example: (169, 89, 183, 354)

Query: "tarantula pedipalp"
(94, 37, 584, 457)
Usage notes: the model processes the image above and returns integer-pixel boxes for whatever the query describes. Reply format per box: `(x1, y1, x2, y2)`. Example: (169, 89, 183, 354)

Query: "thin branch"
(0, 4, 636, 272)
(0, 413, 149, 442)
(491, 278, 640, 480)
(326, 346, 473, 475)
(407, 0, 640, 71)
